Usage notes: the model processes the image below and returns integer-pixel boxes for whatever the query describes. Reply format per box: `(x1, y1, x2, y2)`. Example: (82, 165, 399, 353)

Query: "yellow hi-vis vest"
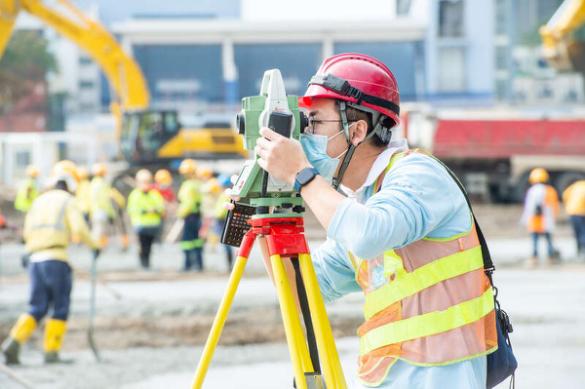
(90, 176, 115, 218)
(351, 151, 497, 387)
(177, 179, 202, 219)
(14, 178, 38, 213)
(127, 188, 164, 228)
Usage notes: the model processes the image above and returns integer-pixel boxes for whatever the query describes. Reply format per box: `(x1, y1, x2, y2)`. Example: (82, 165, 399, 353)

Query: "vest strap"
(360, 287, 494, 355)
(364, 245, 483, 319)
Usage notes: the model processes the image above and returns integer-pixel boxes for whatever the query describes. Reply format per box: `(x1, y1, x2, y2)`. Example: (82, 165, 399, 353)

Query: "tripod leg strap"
(299, 253, 348, 389)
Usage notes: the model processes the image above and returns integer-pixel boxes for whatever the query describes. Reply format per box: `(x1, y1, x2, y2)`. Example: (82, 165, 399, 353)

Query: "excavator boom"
(540, 0, 585, 73)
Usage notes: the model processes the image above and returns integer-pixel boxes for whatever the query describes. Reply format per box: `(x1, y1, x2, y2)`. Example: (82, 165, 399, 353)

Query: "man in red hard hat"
(255, 53, 497, 388)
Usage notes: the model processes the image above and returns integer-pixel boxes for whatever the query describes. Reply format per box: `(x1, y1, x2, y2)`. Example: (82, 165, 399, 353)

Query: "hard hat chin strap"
(332, 101, 392, 190)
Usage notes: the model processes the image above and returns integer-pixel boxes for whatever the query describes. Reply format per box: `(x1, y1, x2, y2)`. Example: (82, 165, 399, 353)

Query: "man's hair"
(345, 106, 395, 147)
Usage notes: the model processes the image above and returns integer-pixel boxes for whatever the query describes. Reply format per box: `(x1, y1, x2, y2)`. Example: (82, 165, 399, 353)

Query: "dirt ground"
(0, 204, 582, 388)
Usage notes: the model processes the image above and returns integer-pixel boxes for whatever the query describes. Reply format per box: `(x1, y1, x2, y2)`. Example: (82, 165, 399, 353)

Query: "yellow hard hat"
(179, 159, 197, 176)
(207, 179, 222, 195)
(529, 168, 549, 184)
(92, 163, 107, 177)
(135, 169, 153, 184)
(26, 165, 39, 178)
(198, 167, 213, 180)
(52, 160, 80, 189)
(77, 167, 89, 180)
(154, 169, 173, 186)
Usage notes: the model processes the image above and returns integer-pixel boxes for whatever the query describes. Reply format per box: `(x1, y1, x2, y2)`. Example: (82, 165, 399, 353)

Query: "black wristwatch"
(294, 167, 319, 192)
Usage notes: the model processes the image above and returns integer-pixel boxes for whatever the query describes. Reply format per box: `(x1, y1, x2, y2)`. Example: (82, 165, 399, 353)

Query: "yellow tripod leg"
(299, 253, 347, 389)
(271, 254, 314, 389)
(192, 255, 248, 389)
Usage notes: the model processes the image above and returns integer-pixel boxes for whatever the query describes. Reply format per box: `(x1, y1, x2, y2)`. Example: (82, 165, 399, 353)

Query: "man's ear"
(350, 119, 369, 146)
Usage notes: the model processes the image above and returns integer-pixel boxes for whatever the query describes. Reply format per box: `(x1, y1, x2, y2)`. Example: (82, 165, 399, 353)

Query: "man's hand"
(255, 127, 311, 185)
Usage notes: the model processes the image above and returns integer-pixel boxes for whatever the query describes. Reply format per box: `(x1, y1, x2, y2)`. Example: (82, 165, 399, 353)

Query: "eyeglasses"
(305, 117, 354, 134)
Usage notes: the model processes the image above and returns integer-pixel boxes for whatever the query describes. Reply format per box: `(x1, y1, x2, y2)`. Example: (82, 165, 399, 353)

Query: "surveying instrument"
(191, 69, 347, 389)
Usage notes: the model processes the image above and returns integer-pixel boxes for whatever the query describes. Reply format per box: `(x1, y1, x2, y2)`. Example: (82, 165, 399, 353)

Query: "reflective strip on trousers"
(364, 246, 483, 319)
(181, 238, 204, 250)
(360, 288, 494, 355)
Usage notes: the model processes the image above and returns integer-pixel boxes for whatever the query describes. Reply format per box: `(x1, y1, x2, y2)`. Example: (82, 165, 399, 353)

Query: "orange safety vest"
(350, 151, 498, 386)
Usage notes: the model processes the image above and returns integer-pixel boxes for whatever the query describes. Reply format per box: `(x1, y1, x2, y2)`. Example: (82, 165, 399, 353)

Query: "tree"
(0, 30, 57, 114)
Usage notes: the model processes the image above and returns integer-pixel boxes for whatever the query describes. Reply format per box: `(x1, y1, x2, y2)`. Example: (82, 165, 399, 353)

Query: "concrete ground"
(1, 206, 584, 388)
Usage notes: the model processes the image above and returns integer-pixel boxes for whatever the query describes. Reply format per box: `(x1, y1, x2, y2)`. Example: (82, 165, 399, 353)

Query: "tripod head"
(231, 69, 309, 216)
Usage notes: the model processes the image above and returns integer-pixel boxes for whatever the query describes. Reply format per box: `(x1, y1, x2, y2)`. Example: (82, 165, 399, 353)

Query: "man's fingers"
(259, 127, 282, 141)
(257, 157, 268, 171)
(254, 145, 268, 160)
(256, 136, 272, 150)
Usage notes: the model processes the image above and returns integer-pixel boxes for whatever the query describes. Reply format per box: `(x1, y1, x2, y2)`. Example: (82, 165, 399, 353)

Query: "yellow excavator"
(540, 0, 585, 74)
(0, 0, 246, 166)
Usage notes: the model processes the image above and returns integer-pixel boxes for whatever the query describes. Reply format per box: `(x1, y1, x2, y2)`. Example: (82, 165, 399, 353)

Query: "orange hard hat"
(529, 168, 549, 184)
(154, 169, 173, 186)
(179, 159, 197, 176)
(92, 163, 107, 177)
(198, 167, 213, 180)
(26, 165, 39, 178)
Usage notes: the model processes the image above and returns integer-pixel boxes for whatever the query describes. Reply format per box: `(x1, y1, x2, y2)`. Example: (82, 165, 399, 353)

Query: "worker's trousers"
(570, 215, 585, 255)
(216, 218, 233, 271)
(531, 232, 555, 258)
(28, 260, 72, 322)
(182, 213, 203, 271)
(136, 226, 159, 269)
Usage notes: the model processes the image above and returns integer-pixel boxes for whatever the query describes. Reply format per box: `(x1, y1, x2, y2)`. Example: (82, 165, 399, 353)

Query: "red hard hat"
(300, 53, 400, 124)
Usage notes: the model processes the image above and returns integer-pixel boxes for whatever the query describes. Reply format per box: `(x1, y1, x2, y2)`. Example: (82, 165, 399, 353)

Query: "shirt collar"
(339, 138, 408, 197)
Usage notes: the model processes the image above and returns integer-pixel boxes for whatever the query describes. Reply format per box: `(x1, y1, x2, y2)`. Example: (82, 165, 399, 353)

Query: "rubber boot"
(2, 313, 37, 365)
(2, 338, 21, 365)
(43, 318, 71, 364)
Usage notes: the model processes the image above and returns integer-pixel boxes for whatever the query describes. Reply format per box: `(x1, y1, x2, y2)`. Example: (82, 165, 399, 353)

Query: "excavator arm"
(0, 0, 149, 119)
(540, 0, 585, 72)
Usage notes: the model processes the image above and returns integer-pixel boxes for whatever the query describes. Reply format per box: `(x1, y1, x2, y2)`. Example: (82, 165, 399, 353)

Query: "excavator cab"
(120, 110, 181, 164)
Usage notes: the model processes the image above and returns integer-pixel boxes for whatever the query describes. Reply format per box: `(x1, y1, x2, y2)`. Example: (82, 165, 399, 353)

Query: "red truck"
(402, 106, 585, 202)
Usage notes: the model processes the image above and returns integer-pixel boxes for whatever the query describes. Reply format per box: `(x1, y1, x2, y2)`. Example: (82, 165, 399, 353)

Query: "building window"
(396, 0, 412, 16)
(495, 46, 508, 70)
(79, 80, 95, 89)
(437, 47, 466, 92)
(438, 0, 464, 38)
(79, 56, 93, 66)
(494, 0, 507, 36)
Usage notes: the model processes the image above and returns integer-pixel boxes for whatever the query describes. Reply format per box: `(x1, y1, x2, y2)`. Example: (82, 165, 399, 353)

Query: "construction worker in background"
(178, 159, 204, 272)
(90, 163, 115, 248)
(1, 160, 100, 365)
(154, 169, 176, 203)
(251, 53, 497, 388)
(76, 167, 92, 224)
(153, 168, 175, 240)
(14, 165, 39, 213)
(127, 169, 164, 269)
(199, 167, 218, 251)
(214, 175, 233, 272)
(562, 179, 585, 259)
(521, 168, 560, 267)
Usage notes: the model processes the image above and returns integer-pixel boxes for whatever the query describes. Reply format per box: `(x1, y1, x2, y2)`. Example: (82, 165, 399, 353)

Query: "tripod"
(192, 216, 347, 389)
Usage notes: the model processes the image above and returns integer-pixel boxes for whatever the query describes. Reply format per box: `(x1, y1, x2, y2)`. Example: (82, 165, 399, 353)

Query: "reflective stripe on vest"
(353, 150, 497, 386)
(29, 197, 69, 231)
(360, 287, 494, 355)
(364, 245, 484, 319)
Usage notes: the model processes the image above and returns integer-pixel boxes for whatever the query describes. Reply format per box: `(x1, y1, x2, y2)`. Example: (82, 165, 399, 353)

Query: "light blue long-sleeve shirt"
(312, 141, 486, 388)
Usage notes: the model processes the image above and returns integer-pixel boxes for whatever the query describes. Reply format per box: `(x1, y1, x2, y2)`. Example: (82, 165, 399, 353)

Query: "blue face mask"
(300, 131, 348, 183)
